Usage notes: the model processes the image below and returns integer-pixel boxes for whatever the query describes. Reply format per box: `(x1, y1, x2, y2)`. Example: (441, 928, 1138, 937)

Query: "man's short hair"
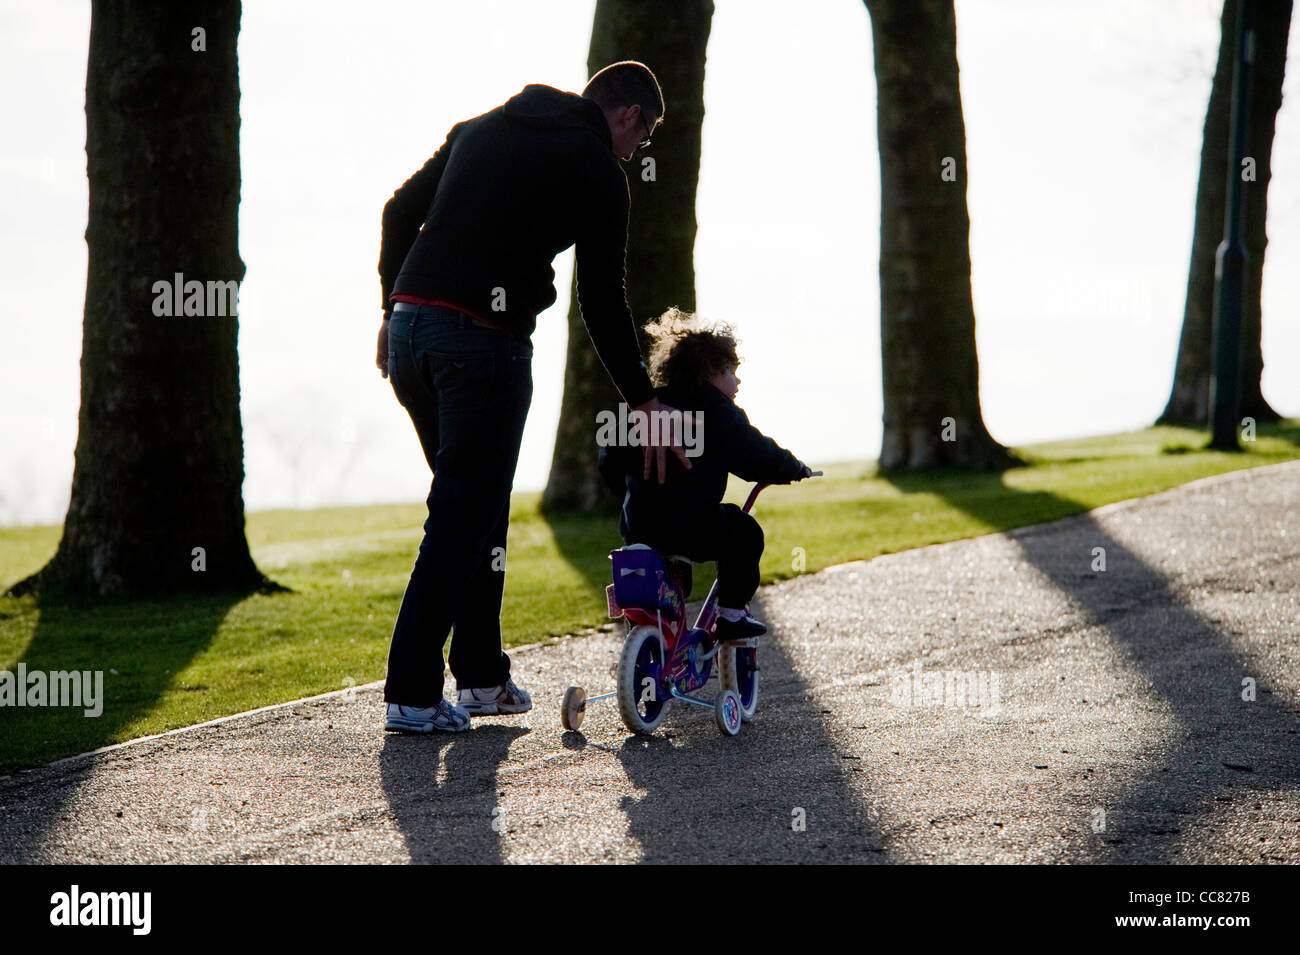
(582, 61, 665, 126)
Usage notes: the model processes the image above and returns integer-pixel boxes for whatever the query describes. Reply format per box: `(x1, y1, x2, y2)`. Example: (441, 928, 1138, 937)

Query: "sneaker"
(384, 699, 471, 734)
(714, 613, 767, 641)
(457, 679, 533, 716)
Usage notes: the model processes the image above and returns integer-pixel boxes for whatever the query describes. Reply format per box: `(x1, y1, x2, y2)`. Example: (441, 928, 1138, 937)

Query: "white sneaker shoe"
(384, 699, 471, 733)
(457, 679, 533, 716)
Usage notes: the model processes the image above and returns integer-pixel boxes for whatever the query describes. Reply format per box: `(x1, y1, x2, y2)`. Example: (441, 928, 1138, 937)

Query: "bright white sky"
(1, 0, 1297, 526)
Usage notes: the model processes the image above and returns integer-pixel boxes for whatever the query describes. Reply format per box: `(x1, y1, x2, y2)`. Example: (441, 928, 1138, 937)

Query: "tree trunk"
(542, 0, 714, 512)
(1158, 0, 1291, 426)
(865, 0, 1010, 470)
(9, 0, 265, 597)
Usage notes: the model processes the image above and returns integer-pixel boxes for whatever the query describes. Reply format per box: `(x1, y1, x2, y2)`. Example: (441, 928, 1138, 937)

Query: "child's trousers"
(622, 501, 764, 609)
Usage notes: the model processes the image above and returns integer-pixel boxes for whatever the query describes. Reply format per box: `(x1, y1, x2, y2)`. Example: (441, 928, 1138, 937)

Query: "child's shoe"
(715, 610, 767, 641)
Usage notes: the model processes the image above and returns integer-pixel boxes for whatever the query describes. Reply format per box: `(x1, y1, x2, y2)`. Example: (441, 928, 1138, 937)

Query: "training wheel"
(714, 689, 742, 736)
(561, 685, 587, 731)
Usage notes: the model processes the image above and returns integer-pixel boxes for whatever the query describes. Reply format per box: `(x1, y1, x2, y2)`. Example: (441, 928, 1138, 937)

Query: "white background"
(1, 0, 1296, 526)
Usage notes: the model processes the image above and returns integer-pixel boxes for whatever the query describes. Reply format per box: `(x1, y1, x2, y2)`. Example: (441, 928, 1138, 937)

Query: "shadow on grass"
(885, 463, 1300, 861)
(883, 465, 1083, 533)
(0, 589, 255, 860)
(539, 503, 626, 601)
(1256, 418, 1300, 448)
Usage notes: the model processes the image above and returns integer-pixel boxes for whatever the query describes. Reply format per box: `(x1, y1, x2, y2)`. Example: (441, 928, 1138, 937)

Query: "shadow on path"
(604, 591, 889, 863)
(378, 724, 528, 863)
(889, 468, 1300, 862)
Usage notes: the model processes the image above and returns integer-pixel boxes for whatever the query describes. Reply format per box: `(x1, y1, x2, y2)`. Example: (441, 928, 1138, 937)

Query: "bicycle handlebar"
(740, 470, 822, 515)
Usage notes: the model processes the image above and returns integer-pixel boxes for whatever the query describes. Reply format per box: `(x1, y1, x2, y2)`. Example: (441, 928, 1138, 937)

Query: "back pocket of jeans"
(430, 352, 494, 406)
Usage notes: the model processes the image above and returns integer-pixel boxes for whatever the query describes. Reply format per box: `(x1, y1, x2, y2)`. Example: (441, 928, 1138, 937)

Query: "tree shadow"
(541, 504, 625, 600)
(542, 486, 889, 861)
(0, 589, 251, 860)
(609, 592, 890, 863)
(885, 467, 1300, 862)
(378, 724, 528, 863)
(1258, 418, 1300, 447)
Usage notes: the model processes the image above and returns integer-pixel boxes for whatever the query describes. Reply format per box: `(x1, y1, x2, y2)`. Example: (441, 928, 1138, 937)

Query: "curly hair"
(643, 307, 740, 389)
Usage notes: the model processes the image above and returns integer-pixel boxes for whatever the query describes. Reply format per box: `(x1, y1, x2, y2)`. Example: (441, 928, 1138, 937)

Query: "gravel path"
(2, 462, 1296, 864)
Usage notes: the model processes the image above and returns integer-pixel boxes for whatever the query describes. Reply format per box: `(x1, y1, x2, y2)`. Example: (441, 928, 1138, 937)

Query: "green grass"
(1, 421, 1297, 773)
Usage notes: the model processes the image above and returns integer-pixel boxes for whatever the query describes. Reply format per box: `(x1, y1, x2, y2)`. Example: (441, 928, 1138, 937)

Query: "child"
(598, 308, 812, 639)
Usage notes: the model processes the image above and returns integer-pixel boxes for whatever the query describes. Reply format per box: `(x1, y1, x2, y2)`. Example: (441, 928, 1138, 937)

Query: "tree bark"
(10, 0, 265, 597)
(865, 0, 1010, 470)
(1158, 0, 1291, 426)
(542, 0, 714, 512)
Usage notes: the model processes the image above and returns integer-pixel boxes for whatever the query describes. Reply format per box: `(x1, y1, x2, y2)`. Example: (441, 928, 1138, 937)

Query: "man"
(376, 61, 691, 733)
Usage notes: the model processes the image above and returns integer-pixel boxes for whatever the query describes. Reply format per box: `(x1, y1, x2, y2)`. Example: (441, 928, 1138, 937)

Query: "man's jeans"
(384, 304, 533, 706)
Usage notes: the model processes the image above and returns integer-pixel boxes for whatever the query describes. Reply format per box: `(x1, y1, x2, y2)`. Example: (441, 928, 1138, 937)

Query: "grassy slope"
(1, 422, 1296, 773)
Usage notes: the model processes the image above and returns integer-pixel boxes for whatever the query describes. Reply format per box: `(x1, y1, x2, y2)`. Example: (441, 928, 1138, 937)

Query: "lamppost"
(1209, 0, 1256, 451)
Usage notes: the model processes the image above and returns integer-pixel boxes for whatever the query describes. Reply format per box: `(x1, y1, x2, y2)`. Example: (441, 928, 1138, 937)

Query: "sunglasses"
(638, 111, 655, 150)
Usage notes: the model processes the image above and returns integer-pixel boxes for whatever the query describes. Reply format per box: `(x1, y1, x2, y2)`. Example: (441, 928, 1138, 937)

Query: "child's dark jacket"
(598, 382, 804, 512)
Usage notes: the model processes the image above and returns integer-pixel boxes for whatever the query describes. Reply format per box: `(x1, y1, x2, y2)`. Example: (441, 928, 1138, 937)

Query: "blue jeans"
(384, 305, 533, 705)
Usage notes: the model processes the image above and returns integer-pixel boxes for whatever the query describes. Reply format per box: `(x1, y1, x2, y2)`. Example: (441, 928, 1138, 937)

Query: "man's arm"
(574, 164, 694, 482)
(574, 165, 654, 409)
(375, 125, 464, 379)
(377, 123, 464, 313)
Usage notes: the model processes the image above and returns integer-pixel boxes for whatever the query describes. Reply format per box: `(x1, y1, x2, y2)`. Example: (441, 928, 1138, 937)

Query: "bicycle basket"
(610, 545, 682, 617)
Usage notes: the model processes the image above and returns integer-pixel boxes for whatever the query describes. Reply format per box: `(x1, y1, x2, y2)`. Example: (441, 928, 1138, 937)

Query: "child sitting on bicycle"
(598, 308, 812, 641)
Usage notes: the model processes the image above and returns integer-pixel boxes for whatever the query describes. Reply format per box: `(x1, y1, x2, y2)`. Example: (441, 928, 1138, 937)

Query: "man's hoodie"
(378, 85, 653, 407)
(598, 381, 805, 513)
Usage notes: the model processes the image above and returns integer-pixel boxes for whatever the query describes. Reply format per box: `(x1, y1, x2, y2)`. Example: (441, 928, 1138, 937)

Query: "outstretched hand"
(636, 396, 696, 485)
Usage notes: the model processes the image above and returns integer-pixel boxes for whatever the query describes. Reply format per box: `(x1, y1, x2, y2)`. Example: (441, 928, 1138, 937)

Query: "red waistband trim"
(389, 295, 514, 334)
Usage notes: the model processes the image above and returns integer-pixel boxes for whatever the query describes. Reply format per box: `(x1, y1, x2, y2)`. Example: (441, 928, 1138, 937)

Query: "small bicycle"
(560, 474, 820, 737)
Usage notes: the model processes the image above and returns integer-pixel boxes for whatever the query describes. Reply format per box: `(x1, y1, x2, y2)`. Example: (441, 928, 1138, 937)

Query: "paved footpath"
(2, 463, 1297, 864)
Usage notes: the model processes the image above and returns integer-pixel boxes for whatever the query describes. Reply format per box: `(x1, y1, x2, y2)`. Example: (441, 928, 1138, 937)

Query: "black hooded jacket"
(598, 381, 805, 514)
(378, 85, 654, 408)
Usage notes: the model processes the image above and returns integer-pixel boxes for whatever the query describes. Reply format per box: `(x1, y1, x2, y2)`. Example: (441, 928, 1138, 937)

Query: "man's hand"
(376, 315, 390, 379)
(635, 396, 694, 485)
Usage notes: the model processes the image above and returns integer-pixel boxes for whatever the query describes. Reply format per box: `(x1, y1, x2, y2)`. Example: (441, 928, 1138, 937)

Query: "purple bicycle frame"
(619, 483, 770, 695)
